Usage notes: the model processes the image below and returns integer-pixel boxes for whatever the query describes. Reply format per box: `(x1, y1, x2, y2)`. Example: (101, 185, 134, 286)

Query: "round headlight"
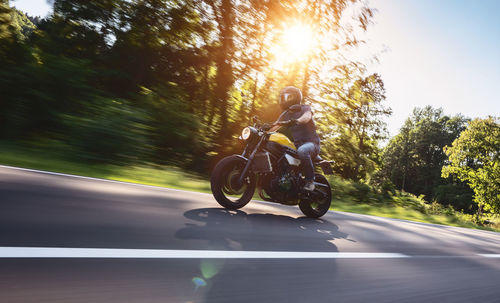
(241, 127, 251, 140)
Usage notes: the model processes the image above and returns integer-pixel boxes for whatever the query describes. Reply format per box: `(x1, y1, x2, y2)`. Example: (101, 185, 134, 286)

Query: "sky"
(364, 0, 500, 135)
(10, 0, 500, 136)
(10, 0, 51, 18)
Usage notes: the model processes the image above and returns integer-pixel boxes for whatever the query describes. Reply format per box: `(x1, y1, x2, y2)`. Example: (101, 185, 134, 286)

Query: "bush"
(433, 183, 475, 214)
(138, 86, 201, 167)
(63, 98, 150, 164)
(328, 175, 355, 199)
(351, 182, 371, 202)
(426, 201, 444, 215)
(380, 180, 396, 197)
(0, 56, 99, 140)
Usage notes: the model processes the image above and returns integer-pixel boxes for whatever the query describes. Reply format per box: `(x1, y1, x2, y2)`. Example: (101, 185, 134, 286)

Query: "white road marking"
(0, 247, 410, 259)
(478, 254, 500, 258)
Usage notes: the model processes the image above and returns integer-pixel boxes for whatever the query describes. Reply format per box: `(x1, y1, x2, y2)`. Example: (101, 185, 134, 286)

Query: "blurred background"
(0, 0, 498, 228)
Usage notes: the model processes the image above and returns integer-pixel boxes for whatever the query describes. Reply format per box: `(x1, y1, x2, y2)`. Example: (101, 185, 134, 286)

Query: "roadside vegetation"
(329, 176, 500, 232)
(0, 142, 211, 193)
(1, 1, 498, 230)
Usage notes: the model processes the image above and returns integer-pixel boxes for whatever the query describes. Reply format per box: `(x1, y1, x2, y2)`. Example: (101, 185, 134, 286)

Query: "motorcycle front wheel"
(210, 155, 256, 210)
(299, 174, 332, 218)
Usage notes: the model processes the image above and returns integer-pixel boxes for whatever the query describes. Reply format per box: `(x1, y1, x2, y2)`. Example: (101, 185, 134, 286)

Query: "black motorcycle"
(210, 106, 334, 218)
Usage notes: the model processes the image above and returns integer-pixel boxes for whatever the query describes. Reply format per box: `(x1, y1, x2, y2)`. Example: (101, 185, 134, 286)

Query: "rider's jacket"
(281, 104, 320, 148)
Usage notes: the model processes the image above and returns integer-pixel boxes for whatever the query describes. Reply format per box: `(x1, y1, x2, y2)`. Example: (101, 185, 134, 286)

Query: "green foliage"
(319, 73, 391, 181)
(0, 55, 99, 139)
(380, 106, 474, 212)
(433, 183, 475, 213)
(0, 0, 13, 40)
(9, 7, 35, 40)
(1, 0, 382, 172)
(0, 1, 32, 66)
(137, 85, 201, 166)
(350, 182, 372, 202)
(380, 180, 396, 197)
(63, 98, 150, 164)
(325, 174, 499, 230)
(329, 176, 383, 204)
(442, 117, 500, 217)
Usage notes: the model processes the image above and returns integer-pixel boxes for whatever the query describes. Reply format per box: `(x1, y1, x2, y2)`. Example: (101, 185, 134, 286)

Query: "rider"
(277, 86, 321, 191)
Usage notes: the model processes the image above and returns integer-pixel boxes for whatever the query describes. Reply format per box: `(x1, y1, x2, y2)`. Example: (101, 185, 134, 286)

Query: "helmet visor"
(280, 93, 292, 104)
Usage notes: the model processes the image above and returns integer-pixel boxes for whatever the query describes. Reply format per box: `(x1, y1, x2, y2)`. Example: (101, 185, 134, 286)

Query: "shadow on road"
(176, 208, 349, 303)
(176, 207, 351, 252)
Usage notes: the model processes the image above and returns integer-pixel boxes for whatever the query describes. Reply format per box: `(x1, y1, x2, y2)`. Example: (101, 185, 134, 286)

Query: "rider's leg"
(297, 142, 317, 190)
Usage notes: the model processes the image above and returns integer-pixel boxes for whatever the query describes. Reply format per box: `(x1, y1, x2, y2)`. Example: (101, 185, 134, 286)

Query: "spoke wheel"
(299, 174, 332, 218)
(211, 156, 256, 210)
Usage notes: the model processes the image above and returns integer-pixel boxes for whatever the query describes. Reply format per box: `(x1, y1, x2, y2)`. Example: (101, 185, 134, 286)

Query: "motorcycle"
(210, 105, 334, 218)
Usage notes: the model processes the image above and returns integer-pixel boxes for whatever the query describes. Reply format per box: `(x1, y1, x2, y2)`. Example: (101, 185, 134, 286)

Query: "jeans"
(297, 142, 320, 182)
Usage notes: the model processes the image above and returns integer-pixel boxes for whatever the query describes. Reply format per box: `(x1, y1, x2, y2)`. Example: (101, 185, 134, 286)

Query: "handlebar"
(255, 108, 293, 132)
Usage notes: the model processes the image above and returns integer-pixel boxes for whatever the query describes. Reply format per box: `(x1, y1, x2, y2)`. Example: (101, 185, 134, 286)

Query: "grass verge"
(332, 200, 490, 231)
(0, 142, 210, 193)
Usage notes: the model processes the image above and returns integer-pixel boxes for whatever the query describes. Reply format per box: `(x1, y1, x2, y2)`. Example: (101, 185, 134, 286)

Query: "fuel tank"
(268, 133, 296, 150)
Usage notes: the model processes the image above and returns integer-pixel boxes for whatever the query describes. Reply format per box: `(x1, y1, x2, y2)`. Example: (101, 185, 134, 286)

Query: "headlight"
(241, 127, 251, 140)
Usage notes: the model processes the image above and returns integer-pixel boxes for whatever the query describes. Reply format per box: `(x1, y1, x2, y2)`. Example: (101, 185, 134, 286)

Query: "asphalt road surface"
(1, 165, 500, 303)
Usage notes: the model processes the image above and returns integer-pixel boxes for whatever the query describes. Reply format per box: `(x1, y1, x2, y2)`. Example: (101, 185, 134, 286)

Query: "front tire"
(299, 174, 332, 218)
(210, 155, 256, 210)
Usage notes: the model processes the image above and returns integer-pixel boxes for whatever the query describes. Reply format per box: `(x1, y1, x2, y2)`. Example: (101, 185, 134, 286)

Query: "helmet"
(279, 86, 302, 110)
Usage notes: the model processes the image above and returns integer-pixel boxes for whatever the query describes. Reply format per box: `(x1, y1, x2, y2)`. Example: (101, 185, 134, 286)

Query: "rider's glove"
(261, 123, 272, 131)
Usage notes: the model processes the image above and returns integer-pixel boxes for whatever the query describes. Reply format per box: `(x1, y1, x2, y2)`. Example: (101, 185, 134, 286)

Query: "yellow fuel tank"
(269, 133, 296, 150)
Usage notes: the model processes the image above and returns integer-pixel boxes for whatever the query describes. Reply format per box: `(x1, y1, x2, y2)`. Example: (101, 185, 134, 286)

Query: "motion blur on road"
(1, 166, 500, 303)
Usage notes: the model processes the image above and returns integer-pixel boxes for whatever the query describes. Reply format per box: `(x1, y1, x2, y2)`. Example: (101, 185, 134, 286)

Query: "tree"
(191, 0, 376, 149)
(380, 107, 470, 192)
(319, 73, 391, 181)
(9, 7, 36, 40)
(0, 0, 32, 64)
(1, 0, 380, 171)
(442, 117, 500, 220)
(380, 107, 475, 211)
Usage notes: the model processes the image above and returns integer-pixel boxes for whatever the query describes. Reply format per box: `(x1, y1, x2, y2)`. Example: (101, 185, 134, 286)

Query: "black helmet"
(279, 86, 302, 110)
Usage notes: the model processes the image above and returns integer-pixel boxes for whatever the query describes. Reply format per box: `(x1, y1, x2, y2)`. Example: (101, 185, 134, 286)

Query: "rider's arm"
(271, 106, 312, 131)
(269, 124, 281, 132)
(296, 110, 312, 124)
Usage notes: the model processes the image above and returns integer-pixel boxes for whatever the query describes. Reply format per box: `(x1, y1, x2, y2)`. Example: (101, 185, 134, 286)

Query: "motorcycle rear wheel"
(299, 174, 332, 218)
(211, 155, 256, 210)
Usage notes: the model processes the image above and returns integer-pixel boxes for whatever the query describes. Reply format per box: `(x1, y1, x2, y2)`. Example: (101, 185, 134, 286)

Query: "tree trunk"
(301, 56, 313, 99)
(212, 0, 235, 146)
(476, 203, 483, 224)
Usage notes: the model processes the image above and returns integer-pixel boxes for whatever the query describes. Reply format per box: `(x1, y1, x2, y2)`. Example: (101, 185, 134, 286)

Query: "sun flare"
(283, 25, 315, 56)
(270, 24, 317, 69)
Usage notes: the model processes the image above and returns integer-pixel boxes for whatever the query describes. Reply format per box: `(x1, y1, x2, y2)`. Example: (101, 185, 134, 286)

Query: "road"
(1, 165, 500, 303)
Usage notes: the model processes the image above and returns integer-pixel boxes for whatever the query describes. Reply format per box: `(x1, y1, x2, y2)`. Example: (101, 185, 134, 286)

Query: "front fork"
(238, 136, 266, 185)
